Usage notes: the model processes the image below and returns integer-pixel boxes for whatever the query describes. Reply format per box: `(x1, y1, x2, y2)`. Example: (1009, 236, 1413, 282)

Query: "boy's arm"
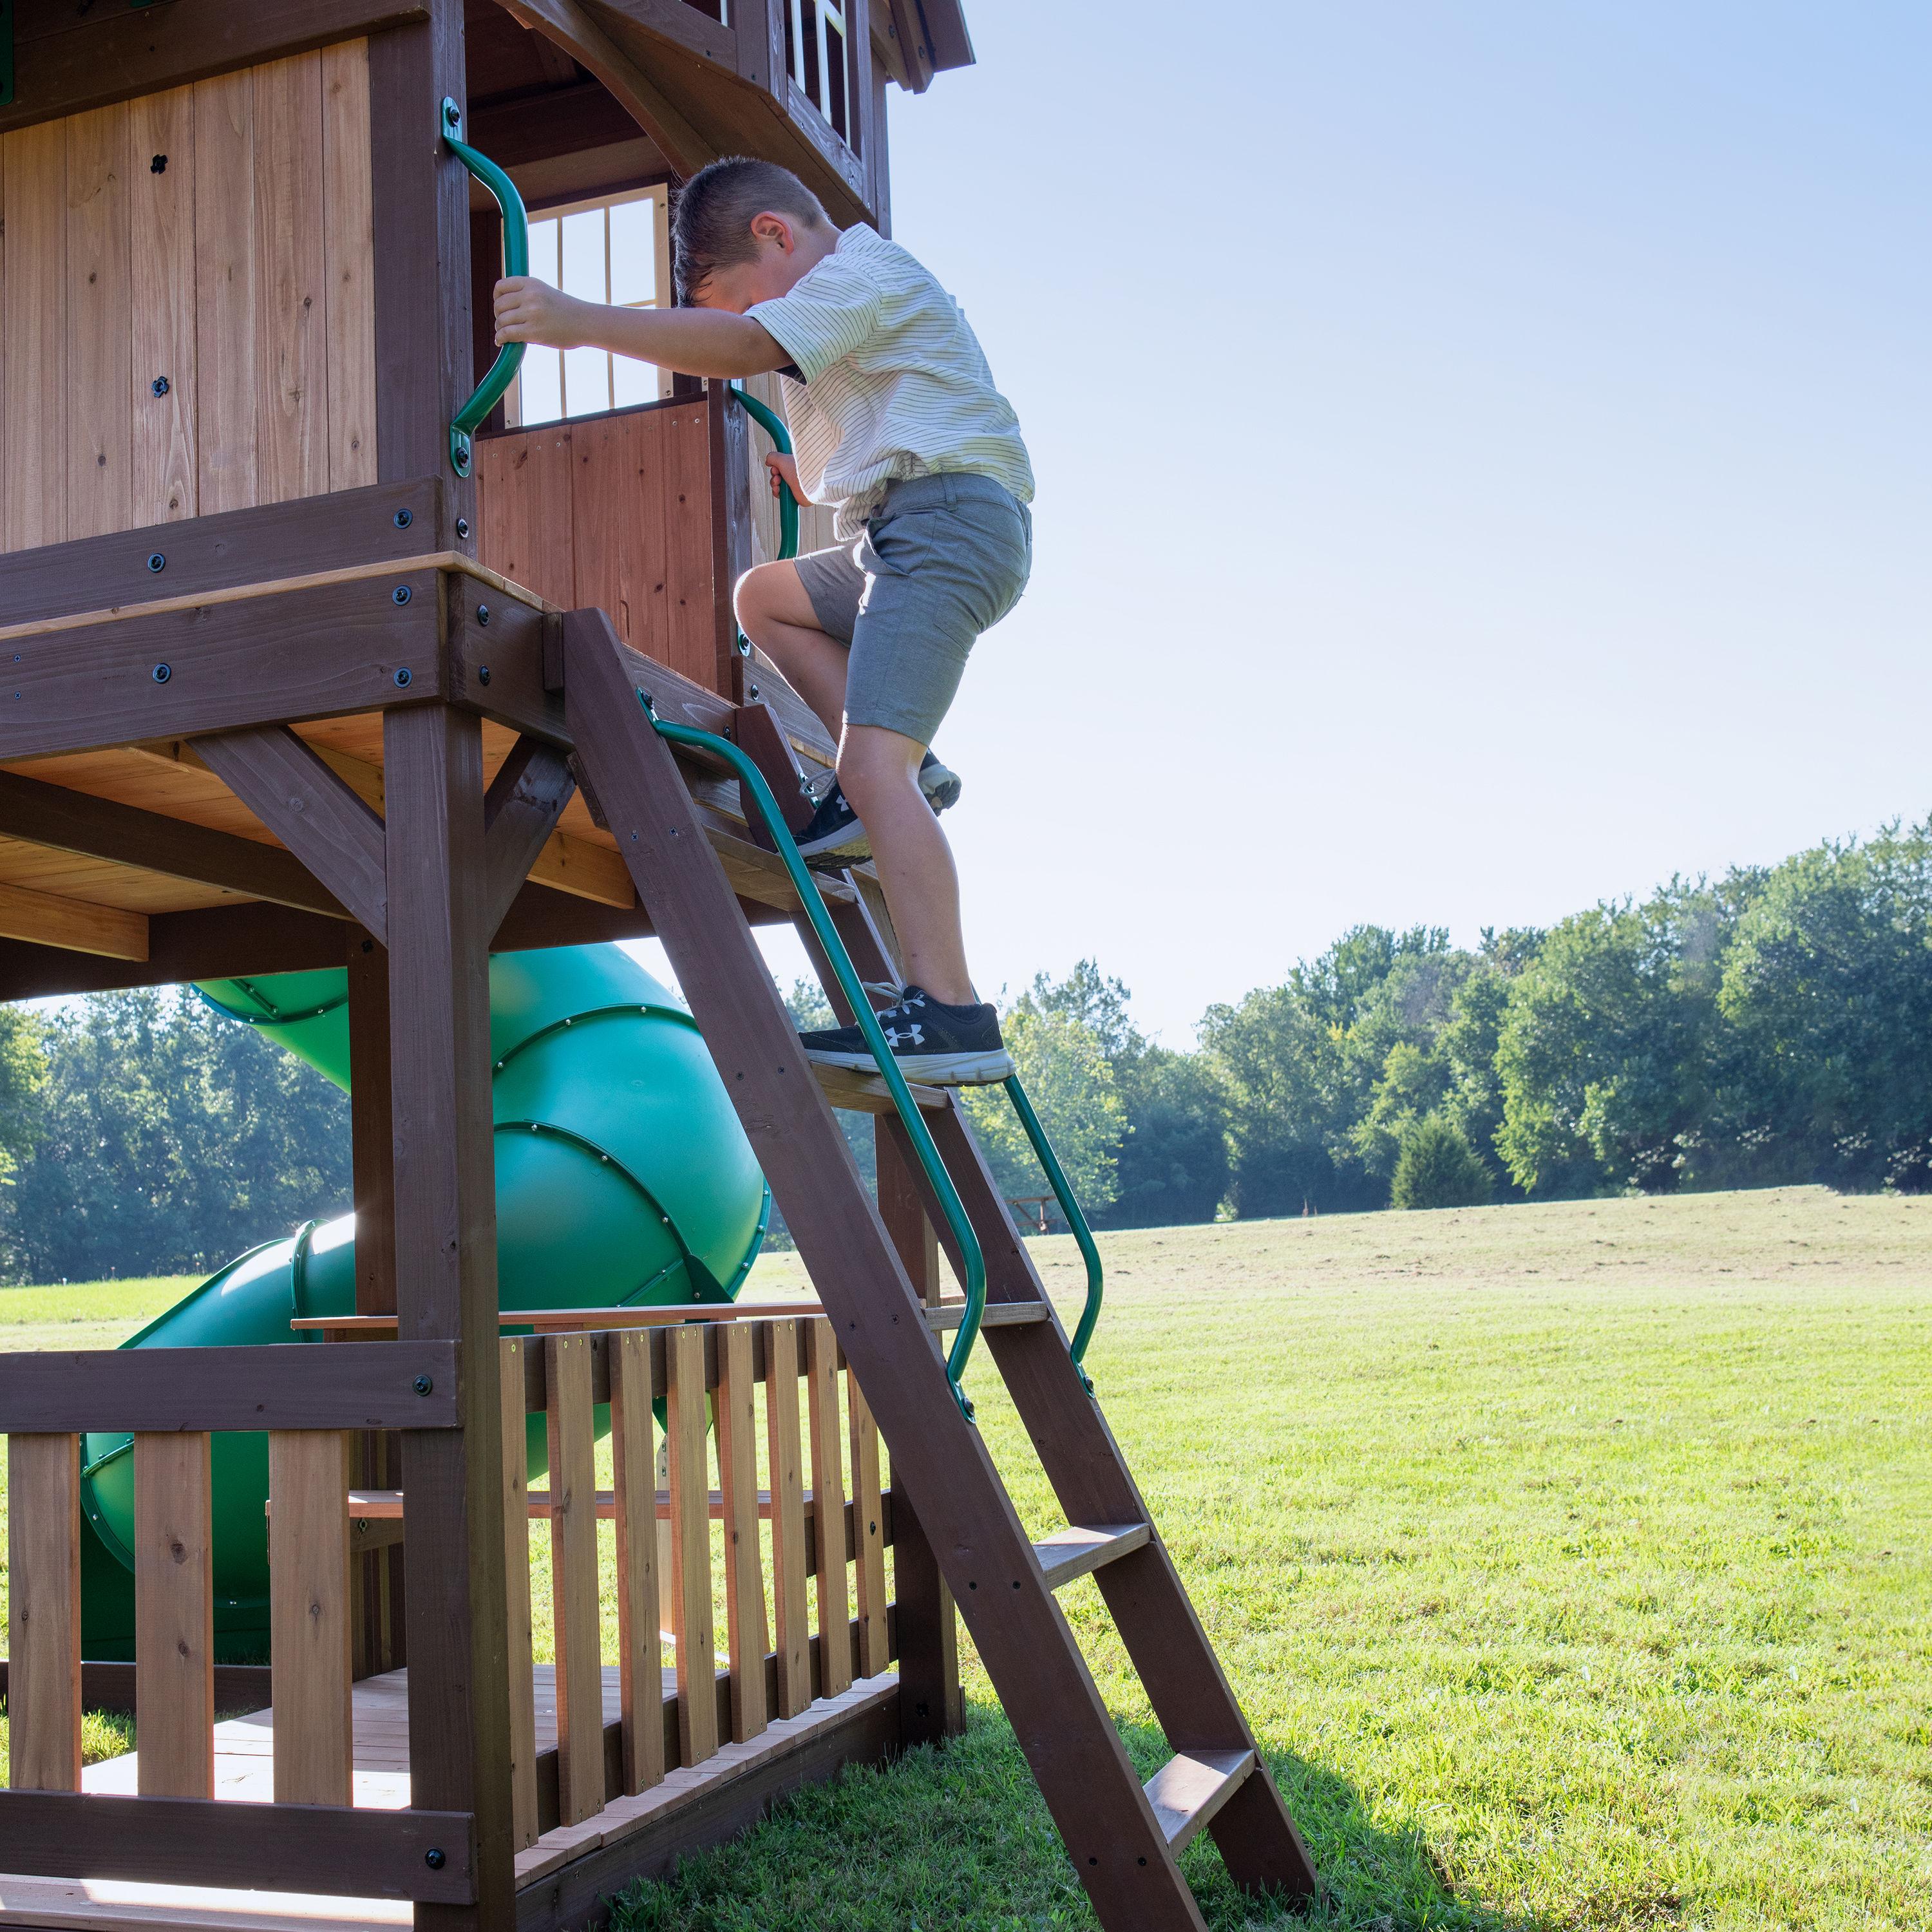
(493, 277, 788, 379)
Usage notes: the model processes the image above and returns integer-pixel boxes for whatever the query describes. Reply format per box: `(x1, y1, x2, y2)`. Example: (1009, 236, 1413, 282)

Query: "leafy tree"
(1390, 1115, 1492, 1209)
(1101, 1047, 1229, 1229)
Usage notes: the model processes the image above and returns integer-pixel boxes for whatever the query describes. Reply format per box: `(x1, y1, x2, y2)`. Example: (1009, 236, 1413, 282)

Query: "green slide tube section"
(77, 944, 768, 1657)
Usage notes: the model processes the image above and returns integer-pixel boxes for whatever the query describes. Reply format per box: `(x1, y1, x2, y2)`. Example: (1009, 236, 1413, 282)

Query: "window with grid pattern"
(507, 185, 674, 426)
(786, 0, 851, 144)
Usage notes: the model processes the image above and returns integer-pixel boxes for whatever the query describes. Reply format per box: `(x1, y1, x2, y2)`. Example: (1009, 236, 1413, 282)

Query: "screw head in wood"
(393, 507, 413, 529)
(455, 517, 471, 540)
(151, 154, 167, 174)
(424, 1848, 446, 1870)
(476, 603, 489, 626)
(394, 668, 413, 688)
(477, 665, 491, 686)
(151, 376, 169, 397)
(151, 664, 171, 684)
(147, 553, 166, 573)
(413, 1374, 434, 1396)
(392, 584, 412, 605)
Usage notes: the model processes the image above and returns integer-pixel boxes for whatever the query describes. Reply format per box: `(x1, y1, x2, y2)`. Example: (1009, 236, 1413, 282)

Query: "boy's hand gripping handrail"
(639, 695, 989, 1420)
(441, 97, 528, 478)
(1000, 1075, 1104, 1390)
(728, 383, 799, 562)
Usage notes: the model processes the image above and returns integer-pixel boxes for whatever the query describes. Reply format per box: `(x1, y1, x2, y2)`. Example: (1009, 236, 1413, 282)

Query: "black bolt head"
(455, 516, 471, 540)
(151, 663, 171, 685)
(151, 376, 170, 397)
(413, 1374, 434, 1396)
(393, 507, 413, 529)
(478, 665, 491, 686)
(748, 681, 761, 698)
(392, 584, 412, 605)
(147, 553, 166, 572)
(394, 668, 413, 688)
(476, 603, 490, 626)
(424, 1848, 446, 1870)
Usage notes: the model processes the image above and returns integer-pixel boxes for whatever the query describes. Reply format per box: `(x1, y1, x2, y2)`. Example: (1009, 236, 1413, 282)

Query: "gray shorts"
(793, 472, 1032, 745)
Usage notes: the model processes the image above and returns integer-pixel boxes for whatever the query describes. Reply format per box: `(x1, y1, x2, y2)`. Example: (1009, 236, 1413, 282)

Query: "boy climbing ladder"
(494, 155, 1033, 1086)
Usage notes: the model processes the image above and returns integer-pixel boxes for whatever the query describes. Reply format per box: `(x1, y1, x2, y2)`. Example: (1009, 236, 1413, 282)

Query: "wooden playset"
(0, 3, 1320, 1927)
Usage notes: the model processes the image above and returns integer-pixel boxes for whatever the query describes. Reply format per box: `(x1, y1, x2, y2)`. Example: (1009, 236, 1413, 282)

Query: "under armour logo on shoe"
(884, 1024, 925, 1048)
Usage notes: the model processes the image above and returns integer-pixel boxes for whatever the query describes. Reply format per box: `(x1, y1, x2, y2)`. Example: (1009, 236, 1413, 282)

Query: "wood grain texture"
(609, 1327, 665, 1795)
(193, 724, 390, 941)
(477, 422, 576, 607)
(254, 53, 330, 505)
(717, 1321, 770, 1743)
(381, 697, 516, 1931)
(0, 879, 147, 960)
(846, 1371, 889, 1679)
(267, 1429, 354, 1805)
(134, 1430, 215, 1798)
(570, 408, 663, 654)
(661, 402, 717, 686)
(321, 38, 378, 489)
(3, 120, 68, 553)
(482, 737, 577, 936)
(5, 1434, 83, 1793)
(804, 1318, 852, 1700)
(129, 85, 200, 526)
(499, 1338, 540, 1849)
(348, 937, 399, 1314)
(545, 1333, 604, 1826)
(193, 66, 258, 514)
(667, 1322, 719, 1766)
(64, 102, 133, 544)
(762, 1318, 812, 1720)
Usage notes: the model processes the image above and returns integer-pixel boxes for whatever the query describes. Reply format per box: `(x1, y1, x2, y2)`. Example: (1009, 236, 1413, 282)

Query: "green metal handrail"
(1001, 1075, 1104, 1390)
(442, 97, 527, 478)
(728, 383, 799, 562)
(642, 697, 989, 1419)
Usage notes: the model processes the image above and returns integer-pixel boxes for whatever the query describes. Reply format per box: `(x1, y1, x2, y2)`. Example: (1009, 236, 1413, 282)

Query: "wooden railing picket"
(500, 1337, 540, 1848)
(805, 1319, 852, 1698)
(666, 1324, 719, 1765)
(133, 1432, 214, 1798)
(847, 1370, 890, 1680)
(6, 1433, 83, 1793)
(267, 1430, 354, 1806)
(545, 1334, 604, 1824)
(763, 1318, 813, 1719)
(609, 1327, 664, 1794)
(717, 1322, 770, 1743)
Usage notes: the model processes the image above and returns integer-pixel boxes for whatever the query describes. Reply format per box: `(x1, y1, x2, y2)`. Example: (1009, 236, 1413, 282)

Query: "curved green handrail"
(728, 384, 799, 562)
(643, 699, 989, 1420)
(442, 97, 528, 479)
(1001, 1075, 1104, 1390)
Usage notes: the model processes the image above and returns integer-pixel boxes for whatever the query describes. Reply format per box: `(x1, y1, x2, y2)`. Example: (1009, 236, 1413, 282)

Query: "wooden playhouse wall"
(0, 44, 377, 556)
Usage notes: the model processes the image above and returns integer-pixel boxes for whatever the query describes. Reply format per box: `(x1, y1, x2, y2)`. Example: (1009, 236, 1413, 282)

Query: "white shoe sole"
(805, 1045, 1014, 1086)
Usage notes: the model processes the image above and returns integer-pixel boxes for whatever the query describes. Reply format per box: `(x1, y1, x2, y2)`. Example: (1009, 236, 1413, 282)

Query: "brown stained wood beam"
(0, 1789, 473, 1904)
(0, 769, 346, 918)
(0, 480, 446, 632)
(194, 728, 390, 943)
(495, 0, 712, 175)
(0, 881, 148, 962)
(731, 701, 813, 839)
(1, 1, 430, 137)
(482, 737, 578, 938)
(0, 1341, 460, 1434)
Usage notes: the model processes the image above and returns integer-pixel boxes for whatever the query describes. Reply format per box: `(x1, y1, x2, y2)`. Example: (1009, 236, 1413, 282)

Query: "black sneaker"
(800, 985, 1014, 1086)
(919, 751, 961, 812)
(791, 780, 870, 864)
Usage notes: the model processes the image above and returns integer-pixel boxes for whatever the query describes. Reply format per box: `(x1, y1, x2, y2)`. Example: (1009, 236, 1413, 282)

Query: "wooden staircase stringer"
(562, 611, 1215, 1932)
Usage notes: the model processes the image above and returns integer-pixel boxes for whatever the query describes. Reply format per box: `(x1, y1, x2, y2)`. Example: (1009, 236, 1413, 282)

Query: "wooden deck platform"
(0, 1667, 900, 1932)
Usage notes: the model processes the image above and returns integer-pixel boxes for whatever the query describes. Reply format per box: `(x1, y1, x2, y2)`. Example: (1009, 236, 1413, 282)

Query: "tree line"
(0, 817, 1923, 1282)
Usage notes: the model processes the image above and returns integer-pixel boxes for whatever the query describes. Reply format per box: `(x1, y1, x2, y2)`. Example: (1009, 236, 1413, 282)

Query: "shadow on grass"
(601, 1700, 1558, 1932)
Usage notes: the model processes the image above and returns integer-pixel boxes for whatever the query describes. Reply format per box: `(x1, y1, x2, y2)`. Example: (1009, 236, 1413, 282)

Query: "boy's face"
(688, 211, 825, 313)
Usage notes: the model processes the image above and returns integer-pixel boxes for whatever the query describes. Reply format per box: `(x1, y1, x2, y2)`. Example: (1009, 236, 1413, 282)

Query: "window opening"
(785, 0, 850, 144)
(507, 184, 674, 428)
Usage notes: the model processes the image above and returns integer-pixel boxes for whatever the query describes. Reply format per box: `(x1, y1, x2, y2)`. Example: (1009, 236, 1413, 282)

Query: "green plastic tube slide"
(75, 943, 768, 1657)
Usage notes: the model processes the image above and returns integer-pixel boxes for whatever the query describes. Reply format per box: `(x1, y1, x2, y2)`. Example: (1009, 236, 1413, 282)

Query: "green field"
(3, 1187, 1928, 1929)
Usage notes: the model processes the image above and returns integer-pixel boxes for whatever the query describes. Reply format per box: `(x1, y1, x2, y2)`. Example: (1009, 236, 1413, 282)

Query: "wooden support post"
(134, 1433, 214, 1799)
(665, 1325, 719, 1766)
(804, 1320, 851, 1699)
(6, 1434, 83, 1793)
(267, 1432, 354, 1806)
(762, 1318, 812, 1721)
(609, 1330, 663, 1795)
(545, 1333, 603, 1826)
(708, 380, 755, 701)
(384, 701, 514, 1932)
(717, 1323, 770, 1743)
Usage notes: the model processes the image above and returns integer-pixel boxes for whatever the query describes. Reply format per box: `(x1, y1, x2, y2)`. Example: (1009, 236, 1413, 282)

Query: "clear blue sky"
(728, 0, 1929, 1043)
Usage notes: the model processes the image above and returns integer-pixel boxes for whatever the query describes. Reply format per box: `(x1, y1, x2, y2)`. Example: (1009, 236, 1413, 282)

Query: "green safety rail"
(1000, 1074, 1104, 1387)
(729, 383, 799, 562)
(441, 96, 527, 478)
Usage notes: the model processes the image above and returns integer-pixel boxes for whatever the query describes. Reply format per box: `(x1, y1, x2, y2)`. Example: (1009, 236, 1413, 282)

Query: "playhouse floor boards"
(0, 1665, 900, 1932)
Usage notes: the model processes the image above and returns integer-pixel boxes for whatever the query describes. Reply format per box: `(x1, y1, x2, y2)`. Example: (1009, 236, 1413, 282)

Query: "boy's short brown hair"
(672, 156, 829, 303)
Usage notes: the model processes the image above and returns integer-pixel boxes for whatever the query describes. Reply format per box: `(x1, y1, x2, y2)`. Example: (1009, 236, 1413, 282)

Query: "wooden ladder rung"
(811, 1063, 948, 1114)
(922, 1300, 1050, 1332)
(333, 1486, 844, 1524)
(1143, 1747, 1256, 1853)
(1032, 1522, 1150, 1591)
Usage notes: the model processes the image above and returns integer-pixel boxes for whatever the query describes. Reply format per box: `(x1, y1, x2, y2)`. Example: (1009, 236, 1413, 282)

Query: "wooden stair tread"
(811, 1061, 947, 1113)
(1143, 1748, 1256, 1852)
(922, 1300, 1050, 1332)
(1032, 1522, 1150, 1589)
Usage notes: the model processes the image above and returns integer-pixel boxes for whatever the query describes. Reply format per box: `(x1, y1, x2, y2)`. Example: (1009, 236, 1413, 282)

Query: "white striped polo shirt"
(748, 224, 1035, 540)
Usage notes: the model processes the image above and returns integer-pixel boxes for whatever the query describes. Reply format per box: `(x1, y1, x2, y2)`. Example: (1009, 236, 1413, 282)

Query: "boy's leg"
(835, 725, 971, 1007)
(733, 560, 848, 741)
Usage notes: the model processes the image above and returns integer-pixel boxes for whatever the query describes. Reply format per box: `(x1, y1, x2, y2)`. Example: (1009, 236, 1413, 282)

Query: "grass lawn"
(3, 1188, 1927, 1928)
